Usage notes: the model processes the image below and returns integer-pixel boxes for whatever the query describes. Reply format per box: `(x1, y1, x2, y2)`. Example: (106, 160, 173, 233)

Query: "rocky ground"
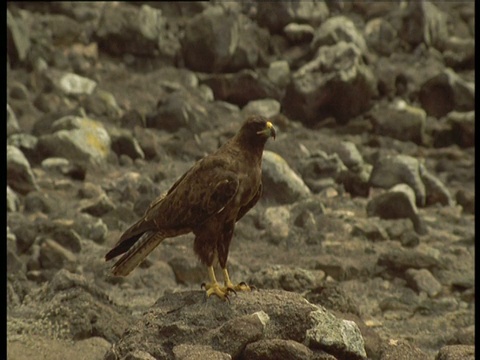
(7, 2, 474, 360)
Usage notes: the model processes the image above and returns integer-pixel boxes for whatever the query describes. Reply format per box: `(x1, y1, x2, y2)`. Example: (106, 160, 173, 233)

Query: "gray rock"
(11, 269, 133, 342)
(199, 69, 281, 107)
(105, 289, 367, 360)
(110, 129, 145, 161)
(262, 150, 311, 204)
(249, 265, 325, 292)
(364, 18, 398, 56)
(306, 307, 367, 359)
(435, 344, 474, 360)
(121, 350, 157, 360)
(377, 242, 441, 272)
(367, 184, 427, 235)
(8, 133, 39, 164)
(405, 268, 442, 298)
(7, 145, 38, 195)
(173, 344, 231, 360)
(44, 69, 97, 95)
(284, 41, 376, 125)
(41, 157, 70, 171)
(300, 150, 347, 193)
(208, 311, 268, 358)
(39, 238, 77, 271)
(267, 60, 291, 89)
(36, 116, 111, 164)
(241, 99, 281, 119)
(305, 282, 361, 316)
(284, 23, 315, 43)
(95, 3, 180, 61)
(7, 103, 20, 136)
(80, 193, 116, 217)
(256, 2, 329, 34)
(50, 227, 82, 254)
(7, 186, 20, 213)
(7, 9, 31, 63)
(244, 339, 314, 360)
(419, 68, 475, 118)
(379, 340, 430, 360)
(455, 189, 474, 215)
(24, 191, 57, 214)
(261, 206, 291, 244)
(311, 16, 368, 55)
(72, 213, 108, 244)
(443, 36, 475, 69)
(351, 219, 389, 242)
(82, 89, 123, 120)
(421, 167, 454, 206)
(182, 7, 240, 72)
(168, 255, 208, 285)
(369, 154, 426, 207)
(369, 100, 427, 145)
(400, 1, 448, 51)
(447, 111, 475, 148)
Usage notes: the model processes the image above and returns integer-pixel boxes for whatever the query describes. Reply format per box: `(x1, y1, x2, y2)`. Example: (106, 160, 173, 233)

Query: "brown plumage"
(105, 115, 276, 300)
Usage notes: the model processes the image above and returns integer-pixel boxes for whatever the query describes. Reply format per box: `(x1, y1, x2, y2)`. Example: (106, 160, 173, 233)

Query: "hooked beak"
(258, 121, 276, 140)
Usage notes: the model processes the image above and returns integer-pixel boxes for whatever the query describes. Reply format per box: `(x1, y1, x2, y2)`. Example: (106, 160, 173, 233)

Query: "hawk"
(105, 115, 276, 300)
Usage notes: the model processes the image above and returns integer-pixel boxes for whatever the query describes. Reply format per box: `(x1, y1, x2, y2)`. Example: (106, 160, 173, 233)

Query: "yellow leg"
(202, 266, 229, 301)
(222, 268, 252, 292)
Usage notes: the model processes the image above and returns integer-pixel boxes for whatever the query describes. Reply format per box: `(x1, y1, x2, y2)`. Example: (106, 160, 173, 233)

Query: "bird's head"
(239, 115, 276, 146)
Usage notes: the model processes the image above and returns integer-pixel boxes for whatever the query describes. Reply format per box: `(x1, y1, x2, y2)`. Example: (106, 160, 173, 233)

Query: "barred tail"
(110, 231, 165, 276)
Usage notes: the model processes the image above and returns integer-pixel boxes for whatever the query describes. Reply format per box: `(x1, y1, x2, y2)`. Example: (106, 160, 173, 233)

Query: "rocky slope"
(7, 2, 474, 360)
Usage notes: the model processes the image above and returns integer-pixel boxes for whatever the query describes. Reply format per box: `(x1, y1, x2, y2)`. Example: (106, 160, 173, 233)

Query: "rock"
(80, 193, 116, 217)
(182, 6, 237, 71)
(7, 186, 20, 212)
(435, 344, 475, 360)
(82, 89, 123, 120)
(447, 111, 475, 148)
(421, 168, 454, 206)
(448, 325, 475, 346)
(300, 150, 347, 193)
(105, 289, 368, 360)
(267, 60, 291, 89)
(44, 69, 97, 95)
(168, 255, 208, 285)
(284, 23, 315, 43)
(419, 68, 475, 118)
(351, 219, 388, 242)
(95, 3, 180, 61)
(379, 339, 430, 360)
(199, 69, 281, 107)
(377, 242, 441, 272)
(400, 1, 448, 50)
(261, 206, 291, 244)
(10, 269, 133, 342)
(364, 18, 398, 56)
(241, 99, 281, 119)
(311, 16, 368, 55)
(455, 189, 474, 214)
(36, 116, 111, 164)
(256, 2, 329, 34)
(7, 103, 21, 136)
(262, 150, 311, 204)
(244, 339, 314, 360)
(249, 265, 325, 292)
(72, 213, 108, 244)
(110, 129, 145, 160)
(39, 238, 77, 271)
(284, 41, 376, 125)
(7, 133, 39, 165)
(7, 145, 39, 194)
(367, 184, 427, 235)
(405, 268, 442, 298)
(305, 282, 361, 316)
(443, 36, 475, 69)
(306, 307, 367, 359)
(369, 100, 427, 145)
(369, 154, 426, 207)
(7, 9, 31, 64)
(173, 344, 231, 360)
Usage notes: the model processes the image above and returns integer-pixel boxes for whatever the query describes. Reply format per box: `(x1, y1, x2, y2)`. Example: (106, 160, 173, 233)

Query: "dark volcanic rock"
(104, 290, 367, 360)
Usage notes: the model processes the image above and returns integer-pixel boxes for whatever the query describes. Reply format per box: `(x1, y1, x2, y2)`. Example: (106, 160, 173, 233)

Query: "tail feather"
(110, 231, 166, 276)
